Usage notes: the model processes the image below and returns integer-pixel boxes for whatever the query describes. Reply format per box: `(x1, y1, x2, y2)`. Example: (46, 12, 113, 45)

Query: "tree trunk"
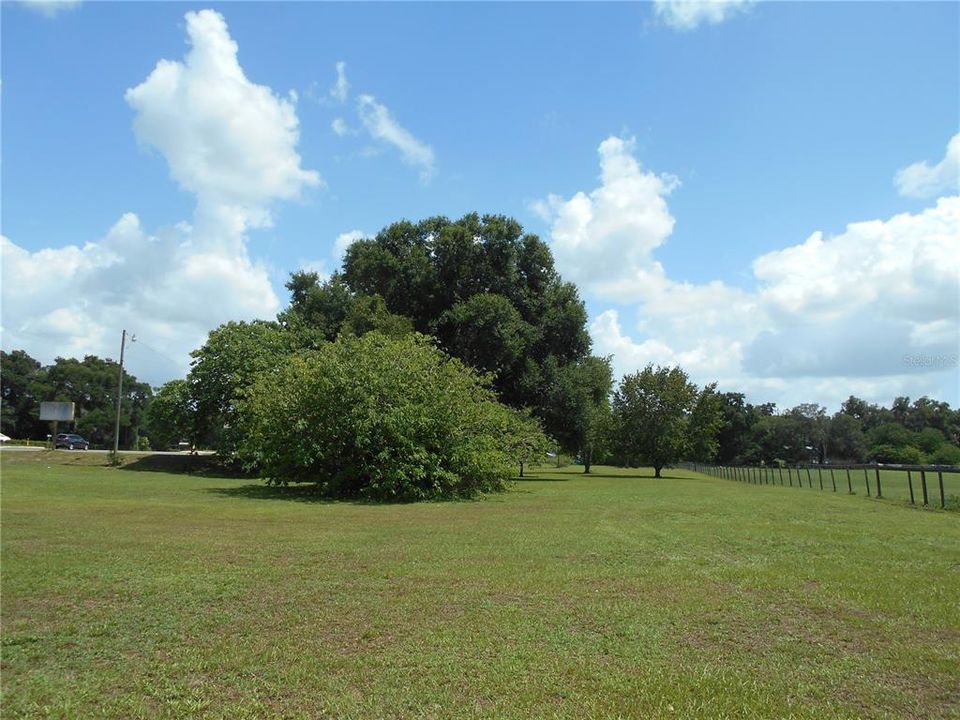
(654, 465, 662, 478)
(583, 447, 592, 474)
(519, 462, 524, 478)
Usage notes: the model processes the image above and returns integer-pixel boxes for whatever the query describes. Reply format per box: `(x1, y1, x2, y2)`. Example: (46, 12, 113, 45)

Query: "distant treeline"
(694, 394, 960, 467)
(1, 351, 152, 448)
(3, 212, 958, 472)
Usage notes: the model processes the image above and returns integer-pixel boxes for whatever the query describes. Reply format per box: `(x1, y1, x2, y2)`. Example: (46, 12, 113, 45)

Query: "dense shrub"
(872, 444, 925, 465)
(238, 333, 549, 501)
(929, 443, 960, 466)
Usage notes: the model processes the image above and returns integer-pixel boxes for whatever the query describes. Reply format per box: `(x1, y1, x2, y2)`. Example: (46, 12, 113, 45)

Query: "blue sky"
(2, 0, 958, 410)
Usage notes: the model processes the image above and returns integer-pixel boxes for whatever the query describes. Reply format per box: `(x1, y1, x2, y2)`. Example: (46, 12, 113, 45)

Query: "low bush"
(872, 443, 925, 464)
(237, 333, 549, 501)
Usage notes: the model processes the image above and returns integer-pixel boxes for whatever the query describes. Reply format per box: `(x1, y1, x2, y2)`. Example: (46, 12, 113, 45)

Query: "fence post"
(920, 469, 928, 507)
(864, 467, 871, 497)
(817, 466, 824, 491)
(875, 465, 882, 499)
(907, 470, 915, 505)
(829, 467, 836, 492)
(938, 471, 945, 509)
(779, 466, 785, 485)
(787, 467, 793, 487)
(846, 467, 853, 494)
(806, 467, 813, 488)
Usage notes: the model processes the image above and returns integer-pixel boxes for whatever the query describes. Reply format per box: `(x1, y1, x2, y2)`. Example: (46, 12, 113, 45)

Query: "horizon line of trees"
(3, 212, 958, 484)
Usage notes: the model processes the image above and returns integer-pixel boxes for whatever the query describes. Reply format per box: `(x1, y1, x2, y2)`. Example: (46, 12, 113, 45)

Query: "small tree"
(545, 356, 613, 473)
(612, 365, 698, 478)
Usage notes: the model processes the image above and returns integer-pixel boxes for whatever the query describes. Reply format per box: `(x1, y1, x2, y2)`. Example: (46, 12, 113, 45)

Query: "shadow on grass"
(205, 483, 489, 505)
(513, 476, 570, 482)
(119, 454, 250, 479)
(582, 472, 688, 481)
(205, 483, 341, 504)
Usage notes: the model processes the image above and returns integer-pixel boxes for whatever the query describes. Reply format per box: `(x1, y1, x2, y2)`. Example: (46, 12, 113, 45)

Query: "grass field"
(2, 451, 958, 719)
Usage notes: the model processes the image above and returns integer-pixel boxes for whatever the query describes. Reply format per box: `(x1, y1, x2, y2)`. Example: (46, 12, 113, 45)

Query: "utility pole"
(112, 329, 130, 457)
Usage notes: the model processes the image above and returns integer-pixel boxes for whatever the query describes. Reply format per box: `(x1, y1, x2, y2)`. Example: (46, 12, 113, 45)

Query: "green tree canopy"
(1, 350, 45, 439)
(44, 355, 151, 448)
(283, 213, 592, 436)
(543, 355, 613, 473)
(187, 321, 298, 453)
(143, 379, 195, 451)
(237, 333, 550, 501)
(611, 365, 703, 478)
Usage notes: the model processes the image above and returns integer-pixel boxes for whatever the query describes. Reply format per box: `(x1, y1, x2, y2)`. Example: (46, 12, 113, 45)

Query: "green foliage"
(827, 413, 868, 462)
(3, 350, 153, 447)
(25, 354, 150, 448)
(279, 272, 355, 342)
(871, 444, 925, 465)
(144, 379, 195, 450)
(188, 321, 298, 453)
(340, 294, 413, 339)
(543, 355, 613, 472)
(915, 427, 948, 454)
(868, 422, 917, 449)
(1, 350, 45, 439)
(438, 293, 528, 378)
(286, 213, 591, 437)
(238, 333, 549, 501)
(929, 442, 960, 466)
(686, 383, 724, 463)
(611, 365, 699, 478)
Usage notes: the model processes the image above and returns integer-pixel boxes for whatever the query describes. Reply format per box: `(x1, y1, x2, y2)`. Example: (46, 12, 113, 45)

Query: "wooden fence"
(687, 462, 960, 510)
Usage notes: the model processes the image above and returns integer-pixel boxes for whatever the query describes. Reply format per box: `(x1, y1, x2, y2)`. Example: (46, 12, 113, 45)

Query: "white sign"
(39, 402, 75, 422)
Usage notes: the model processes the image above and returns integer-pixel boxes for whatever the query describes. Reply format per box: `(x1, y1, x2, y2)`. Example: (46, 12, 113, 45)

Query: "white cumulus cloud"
(537, 136, 679, 303)
(654, 0, 753, 31)
(357, 94, 435, 182)
(894, 133, 960, 199)
(544, 136, 959, 409)
(1, 216, 279, 382)
(125, 9, 320, 233)
(1, 10, 318, 384)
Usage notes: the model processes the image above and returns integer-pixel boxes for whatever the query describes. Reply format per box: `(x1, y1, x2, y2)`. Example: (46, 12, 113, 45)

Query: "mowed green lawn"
(2, 453, 958, 719)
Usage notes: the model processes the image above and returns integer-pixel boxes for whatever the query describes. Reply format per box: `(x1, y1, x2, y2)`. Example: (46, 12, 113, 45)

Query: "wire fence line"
(686, 462, 960, 510)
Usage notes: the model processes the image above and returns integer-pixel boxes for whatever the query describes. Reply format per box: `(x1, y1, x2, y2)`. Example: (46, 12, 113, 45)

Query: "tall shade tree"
(285, 213, 591, 437)
(612, 365, 699, 479)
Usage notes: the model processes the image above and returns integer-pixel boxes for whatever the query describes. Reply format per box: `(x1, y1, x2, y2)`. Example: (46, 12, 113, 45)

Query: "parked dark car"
(55, 433, 90, 450)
